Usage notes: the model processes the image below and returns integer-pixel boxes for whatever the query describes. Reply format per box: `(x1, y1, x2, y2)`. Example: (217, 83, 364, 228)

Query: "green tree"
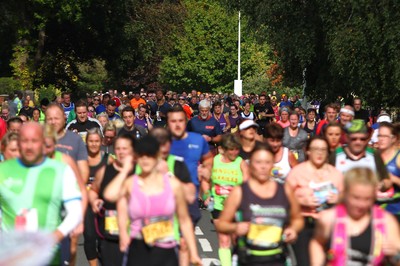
(160, 0, 276, 93)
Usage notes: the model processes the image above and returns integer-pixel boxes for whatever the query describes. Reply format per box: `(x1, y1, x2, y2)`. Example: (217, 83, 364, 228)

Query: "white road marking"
(195, 226, 204, 235)
(198, 238, 213, 252)
(202, 258, 221, 266)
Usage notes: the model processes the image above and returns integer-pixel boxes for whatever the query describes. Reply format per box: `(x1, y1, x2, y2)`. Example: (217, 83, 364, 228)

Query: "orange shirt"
(130, 98, 146, 110)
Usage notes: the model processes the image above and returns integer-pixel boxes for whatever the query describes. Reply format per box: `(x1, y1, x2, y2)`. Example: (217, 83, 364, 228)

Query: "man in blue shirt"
(187, 99, 222, 154)
(167, 104, 213, 266)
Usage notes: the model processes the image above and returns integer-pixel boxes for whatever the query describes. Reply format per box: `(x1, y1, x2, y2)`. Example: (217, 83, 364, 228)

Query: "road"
(76, 210, 221, 266)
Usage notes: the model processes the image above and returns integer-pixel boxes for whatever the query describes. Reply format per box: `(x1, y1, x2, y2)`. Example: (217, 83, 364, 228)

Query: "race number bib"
(141, 218, 174, 246)
(215, 184, 233, 196)
(105, 210, 119, 235)
(247, 223, 282, 248)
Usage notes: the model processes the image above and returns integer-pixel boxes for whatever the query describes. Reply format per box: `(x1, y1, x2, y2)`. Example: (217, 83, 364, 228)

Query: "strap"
(329, 205, 347, 266)
(247, 247, 283, 256)
(371, 206, 385, 264)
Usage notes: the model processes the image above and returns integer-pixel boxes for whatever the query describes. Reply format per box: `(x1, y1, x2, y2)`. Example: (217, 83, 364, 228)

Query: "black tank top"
(97, 163, 135, 241)
(239, 181, 290, 251)
(349, 222, 372, 265)
(89, 152, 109, 184)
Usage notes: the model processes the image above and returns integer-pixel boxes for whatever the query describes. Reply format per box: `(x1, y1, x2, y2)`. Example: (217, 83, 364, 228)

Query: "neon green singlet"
(211, 154, 243, 210)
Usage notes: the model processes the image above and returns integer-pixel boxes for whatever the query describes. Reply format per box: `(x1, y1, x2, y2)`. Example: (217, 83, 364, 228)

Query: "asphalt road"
(76, 210, 221, 266)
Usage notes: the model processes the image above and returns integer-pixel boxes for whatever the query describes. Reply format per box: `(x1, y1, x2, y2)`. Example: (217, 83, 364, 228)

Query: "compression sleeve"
(57, 165, 83, 236)
(57, 200, 82, 236)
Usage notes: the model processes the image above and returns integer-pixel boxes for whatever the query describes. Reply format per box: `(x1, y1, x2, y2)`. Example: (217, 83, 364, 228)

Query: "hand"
(327, 191, 339, 204)
(382, 239, 399, 257)
(190, 253, 203, 266)
(307, 195, 321, 207)
(92, 199, 104, 213)
(119, 233, 131, 252)
(114, 155, 134, 174)
(235, 222, 250, 236)
(70, 222, 84, 237)
(282, 227, 297, 244)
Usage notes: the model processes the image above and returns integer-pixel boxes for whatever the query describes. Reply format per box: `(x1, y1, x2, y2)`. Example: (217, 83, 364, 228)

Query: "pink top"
(128, 174, 176, 248)
(277, 120, 290, 128)
(286, 162, 343, 218)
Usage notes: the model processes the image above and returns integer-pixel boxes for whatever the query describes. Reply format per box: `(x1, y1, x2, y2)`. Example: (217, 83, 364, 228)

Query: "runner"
(276, 108, 290, 128)
(0, 131, 19, 161)
(206, 133, 249, 266)
(324, 122, 342, 152)
(264, 123, 298, 183)
(212, 101, 231, 133)
(377, 122, 400, 221)
(104, 135, 202, 266)
(301, 108, 317, 137)
(215, 142, 303, 266)
(85, 128, 112, 266)
(238, 120, 262, 162)
(88, 134, 135, 266)
(310, 167, 400, 265)
(0, 122, 83, 265)
(228, 104, 243, 133)
(282, 112, 308, 162)
(286, 136, 343, 266)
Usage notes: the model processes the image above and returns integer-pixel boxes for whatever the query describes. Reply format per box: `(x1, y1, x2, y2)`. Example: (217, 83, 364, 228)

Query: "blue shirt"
(187, 115, 222, 137)
(170, 132, 209, 187)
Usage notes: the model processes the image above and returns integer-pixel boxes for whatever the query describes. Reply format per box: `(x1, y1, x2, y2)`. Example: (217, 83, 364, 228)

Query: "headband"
(340, 108, 354, 116)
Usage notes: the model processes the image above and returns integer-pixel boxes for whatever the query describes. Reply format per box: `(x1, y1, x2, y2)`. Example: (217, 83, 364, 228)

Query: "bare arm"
(240, 160, 250, 182)
(288, 151, 299, 168)
(103, 156, 134, 202)
(77, 160, 90, 184)
(283, 183, 304, 243)
(224, 114, 231, 133)
(309, 209, 334, 266)
(117, 178, 132, 252)
(88, 165, 106, 213)
(172, 177, 201, 265)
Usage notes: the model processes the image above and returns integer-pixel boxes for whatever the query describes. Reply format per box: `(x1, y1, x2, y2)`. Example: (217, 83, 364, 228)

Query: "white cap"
(377, 114, 391, 123)
(239, 120, 259, 131)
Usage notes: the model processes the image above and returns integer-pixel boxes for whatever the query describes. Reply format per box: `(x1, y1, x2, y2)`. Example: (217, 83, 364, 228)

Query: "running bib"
(215, 184, 233, 196)
(14, 208, 38, 232)
(142, 217, 174, 246)
(247, 223, 282, 248)
(104, 210, 119, 235)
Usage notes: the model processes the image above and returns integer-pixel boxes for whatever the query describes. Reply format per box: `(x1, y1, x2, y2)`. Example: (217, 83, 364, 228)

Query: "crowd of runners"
(1, 88, 400, 266)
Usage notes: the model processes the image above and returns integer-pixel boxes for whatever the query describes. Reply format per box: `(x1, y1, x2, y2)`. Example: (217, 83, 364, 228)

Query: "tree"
(160, 0, 277, 93)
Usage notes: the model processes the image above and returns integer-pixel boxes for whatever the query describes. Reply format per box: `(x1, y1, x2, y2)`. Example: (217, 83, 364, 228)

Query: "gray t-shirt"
(56, 130, 88, 161)
(282, 127, 308, 162)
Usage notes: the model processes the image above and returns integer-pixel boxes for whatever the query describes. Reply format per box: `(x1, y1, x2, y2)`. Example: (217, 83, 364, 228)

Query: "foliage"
(9, 45, 35, 91)
(160, 0, 277, 94)
(226, 0, 400, 107)
(34, 84, 61, 103)
(76, 59, 108, 96)
(0, 77, 22, 95)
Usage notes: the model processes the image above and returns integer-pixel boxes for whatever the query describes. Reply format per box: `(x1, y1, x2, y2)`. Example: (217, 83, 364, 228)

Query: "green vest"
(211, 154, 243, 210)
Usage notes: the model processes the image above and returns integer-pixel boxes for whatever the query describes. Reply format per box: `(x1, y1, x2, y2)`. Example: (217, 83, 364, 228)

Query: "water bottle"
(207, 197, 214, 212)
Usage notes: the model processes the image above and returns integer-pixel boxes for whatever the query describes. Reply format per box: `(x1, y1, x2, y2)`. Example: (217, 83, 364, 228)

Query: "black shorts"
(127, 239, 178, 266)
(211, 209, 221, 220)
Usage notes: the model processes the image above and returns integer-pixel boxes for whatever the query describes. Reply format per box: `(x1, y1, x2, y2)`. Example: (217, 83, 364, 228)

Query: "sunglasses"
(350, 137, 368, 141)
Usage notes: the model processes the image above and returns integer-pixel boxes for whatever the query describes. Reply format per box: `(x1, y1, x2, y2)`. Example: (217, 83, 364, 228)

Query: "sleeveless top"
(229, 115, 242, 133)
(211, 154, 243, 210)
(97, 164, 133, 241)
(241, 111, 256, 121)
(383, 150, 400, 215)
(328, 204, 385, 266)
(128, 173, 176, 248)
(89, 152, 109, 185)
(272, 147, 291, 184)
(282, 127, 308, 162)
(238, 182, 289, 253)
(303, 121, 316, 136)
(214, 114, 228, 131)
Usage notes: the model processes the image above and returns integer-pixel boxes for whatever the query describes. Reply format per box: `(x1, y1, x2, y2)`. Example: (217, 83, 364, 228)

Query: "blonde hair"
(1, 132, 18, 152)
(344, 167, 378, 193)
(43, 124, 58, 143)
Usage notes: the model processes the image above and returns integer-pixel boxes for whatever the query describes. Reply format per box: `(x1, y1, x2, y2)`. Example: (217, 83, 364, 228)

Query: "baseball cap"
(239, 120, 259, 131)
(344, 119, 368, 134)
(377, 113, 391, 123)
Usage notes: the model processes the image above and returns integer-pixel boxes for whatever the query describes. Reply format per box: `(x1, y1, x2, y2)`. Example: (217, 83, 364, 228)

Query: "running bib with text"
(142, 217, 174, 246)
(105, 210, 119, 235)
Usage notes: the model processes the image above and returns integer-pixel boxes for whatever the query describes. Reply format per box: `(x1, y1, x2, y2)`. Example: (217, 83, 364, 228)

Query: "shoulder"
(65, 120, 77, 129)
